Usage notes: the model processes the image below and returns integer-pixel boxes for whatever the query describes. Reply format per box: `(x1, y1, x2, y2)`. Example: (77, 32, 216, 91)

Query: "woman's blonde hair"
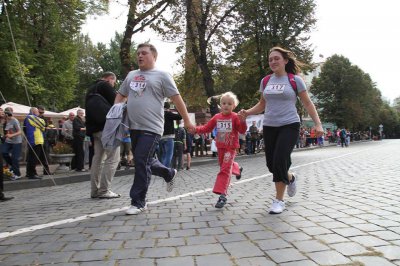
(220, 91, 239, 107)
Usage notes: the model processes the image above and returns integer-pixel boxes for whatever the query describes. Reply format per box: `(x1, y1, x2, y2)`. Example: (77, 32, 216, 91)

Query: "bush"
(51, 142, 73, 154)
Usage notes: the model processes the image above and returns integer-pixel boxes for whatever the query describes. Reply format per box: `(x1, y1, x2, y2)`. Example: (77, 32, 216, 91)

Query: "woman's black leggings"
(263, 123, 300, 184)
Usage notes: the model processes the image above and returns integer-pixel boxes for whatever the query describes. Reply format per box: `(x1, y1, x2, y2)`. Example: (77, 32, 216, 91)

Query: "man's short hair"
(101, 72, 116, 80)
(137, 43, 158, 59)
(4, 107, 13, 116)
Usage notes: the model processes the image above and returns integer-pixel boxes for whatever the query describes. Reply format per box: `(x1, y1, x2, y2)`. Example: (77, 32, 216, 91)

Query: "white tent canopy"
(59, 107, 85, 116)
(0, 102, 61, 118)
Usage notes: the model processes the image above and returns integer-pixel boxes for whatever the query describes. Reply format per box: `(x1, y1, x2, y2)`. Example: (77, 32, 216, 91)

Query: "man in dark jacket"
(85, 72, 120, 199)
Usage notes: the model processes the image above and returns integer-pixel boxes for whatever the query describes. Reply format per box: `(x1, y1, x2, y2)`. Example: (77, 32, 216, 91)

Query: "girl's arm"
(196, 116, 217, 134)
(235, 115, 248, 134)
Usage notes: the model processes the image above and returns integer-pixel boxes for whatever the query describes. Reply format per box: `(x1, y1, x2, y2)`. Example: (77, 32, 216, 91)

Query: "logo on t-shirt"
(265, 84, 285, 94)
(130, 75, 147, 96)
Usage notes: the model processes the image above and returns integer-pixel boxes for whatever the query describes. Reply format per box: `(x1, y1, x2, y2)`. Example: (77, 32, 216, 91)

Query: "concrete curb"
(4, 141, 369, 191)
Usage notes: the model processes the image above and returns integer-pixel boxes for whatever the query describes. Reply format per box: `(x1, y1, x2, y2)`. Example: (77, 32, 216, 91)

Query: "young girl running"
(195, 92, 247, 208)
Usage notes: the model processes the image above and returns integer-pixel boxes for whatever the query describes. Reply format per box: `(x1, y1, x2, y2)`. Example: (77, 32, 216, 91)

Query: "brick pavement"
(1, 140, 400, 265)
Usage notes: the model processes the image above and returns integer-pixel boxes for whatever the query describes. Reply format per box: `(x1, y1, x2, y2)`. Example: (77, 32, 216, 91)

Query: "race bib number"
(130, 75, 147, 96)
(265, 84, 285, 94)
(217, 119, 232, 132)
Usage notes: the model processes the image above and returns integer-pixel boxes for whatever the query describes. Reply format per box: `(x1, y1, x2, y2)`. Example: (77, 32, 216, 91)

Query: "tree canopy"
(311, 54, 399, 137)
(0, 0, 398, 138)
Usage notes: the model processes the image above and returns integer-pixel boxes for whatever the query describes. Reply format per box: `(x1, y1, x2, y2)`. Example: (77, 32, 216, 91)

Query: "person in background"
(193, 128, 204, 157)
(239, 46, 323, 214)
(238, 133, 246, 155)
(0, 108, 13, 201)
(72, 109, 86, 172)
(120, 129, 132, 169)
(2, 107, 22, 180)
(172, 120, 186, 171)
(184, 129, 193, 170)
(46, 120, 58, 151)
(159, 102, 182, 167)
(58, 118, 65, 142)
(62, 113, 75, 146)
(24, 107, 49, 179)
(249, 121, 259, 154)
(37, 106, 50, 162)
(85, 71, 121, 199)
(210, 136, 217, 157)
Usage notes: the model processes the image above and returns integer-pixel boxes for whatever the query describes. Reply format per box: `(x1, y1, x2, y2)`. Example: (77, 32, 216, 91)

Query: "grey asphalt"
(1, 140, 399, 265)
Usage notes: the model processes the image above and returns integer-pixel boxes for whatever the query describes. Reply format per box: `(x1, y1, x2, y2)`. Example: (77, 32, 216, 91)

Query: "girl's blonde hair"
(220, 91, 239, 107)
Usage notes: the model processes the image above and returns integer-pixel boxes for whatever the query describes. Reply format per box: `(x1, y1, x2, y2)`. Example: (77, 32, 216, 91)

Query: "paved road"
(1, 140, 400, 265)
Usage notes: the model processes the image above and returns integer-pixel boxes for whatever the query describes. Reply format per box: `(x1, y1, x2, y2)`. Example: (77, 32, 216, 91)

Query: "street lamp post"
(369, 126, 372, 140)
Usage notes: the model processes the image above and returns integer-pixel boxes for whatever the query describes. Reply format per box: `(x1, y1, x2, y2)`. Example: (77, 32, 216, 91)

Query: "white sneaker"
(125, 204, 147, 215)
(269, 199, 285, 214)
(98, 191, 121, 199)
(166, 169, 177, 192)
(287, 174, 297, 197)
(11, 175, 21, 181)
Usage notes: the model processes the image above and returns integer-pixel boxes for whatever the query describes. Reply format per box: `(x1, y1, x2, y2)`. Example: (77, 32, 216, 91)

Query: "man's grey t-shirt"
(5, 117, 22, 144)
(118, 68, 179, 136)
(259, 74, 306, 127)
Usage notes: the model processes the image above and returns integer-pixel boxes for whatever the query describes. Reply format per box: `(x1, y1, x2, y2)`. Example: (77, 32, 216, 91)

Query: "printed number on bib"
(130, 75, 147, 96)
(130, 81, 146, 95)
(217, 120, 232, 132)
(265, 84, 285, 94)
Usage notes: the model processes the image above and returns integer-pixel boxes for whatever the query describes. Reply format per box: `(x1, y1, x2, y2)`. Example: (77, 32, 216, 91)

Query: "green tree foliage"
(228, 0, 316, 108)
(119, 0, 174, 78)
(378, 102, 400, 138)
(74, 32, 137, 108)
(96, 32, 137, 80)
(0, 0, 108, 110)
(154, 0, 240, 106)
(311, 54, 400, 136)
(73, 34, 102, 108)
(393, 96, 400, 113)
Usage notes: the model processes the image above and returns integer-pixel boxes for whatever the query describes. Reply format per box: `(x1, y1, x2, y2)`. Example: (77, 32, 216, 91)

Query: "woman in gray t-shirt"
(239, 47, 323, 214)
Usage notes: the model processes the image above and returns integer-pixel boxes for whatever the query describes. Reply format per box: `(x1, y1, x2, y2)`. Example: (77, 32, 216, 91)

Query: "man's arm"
(170, 94, 194, 131)
(114, 92, 128, 104)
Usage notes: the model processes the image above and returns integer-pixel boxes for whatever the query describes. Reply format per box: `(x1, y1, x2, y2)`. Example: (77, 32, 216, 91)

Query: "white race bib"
(130, 75, 147, 96)
(217, 119, 232, 132)
(265, 84, 285, 94)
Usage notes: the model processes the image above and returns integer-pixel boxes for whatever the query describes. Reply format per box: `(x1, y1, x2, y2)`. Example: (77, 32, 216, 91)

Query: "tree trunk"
(120, 1, 137, 79)
(198, 41, 215, 97)
(186, 0, 215, 98)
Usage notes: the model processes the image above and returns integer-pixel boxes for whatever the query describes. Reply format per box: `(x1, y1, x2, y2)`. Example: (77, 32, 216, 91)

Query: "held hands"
(238, 109, 248, 121)
(184, 121, 196, 134)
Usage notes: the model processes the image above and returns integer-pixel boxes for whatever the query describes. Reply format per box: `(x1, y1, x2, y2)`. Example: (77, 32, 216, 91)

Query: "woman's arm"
(239, 94, 265, 120)
(298, 90, 323, 137)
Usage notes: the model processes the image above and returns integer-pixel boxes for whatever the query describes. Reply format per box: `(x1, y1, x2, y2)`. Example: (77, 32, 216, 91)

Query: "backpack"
(85, 81, 112, 126)
(262, 73, 298, 95)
